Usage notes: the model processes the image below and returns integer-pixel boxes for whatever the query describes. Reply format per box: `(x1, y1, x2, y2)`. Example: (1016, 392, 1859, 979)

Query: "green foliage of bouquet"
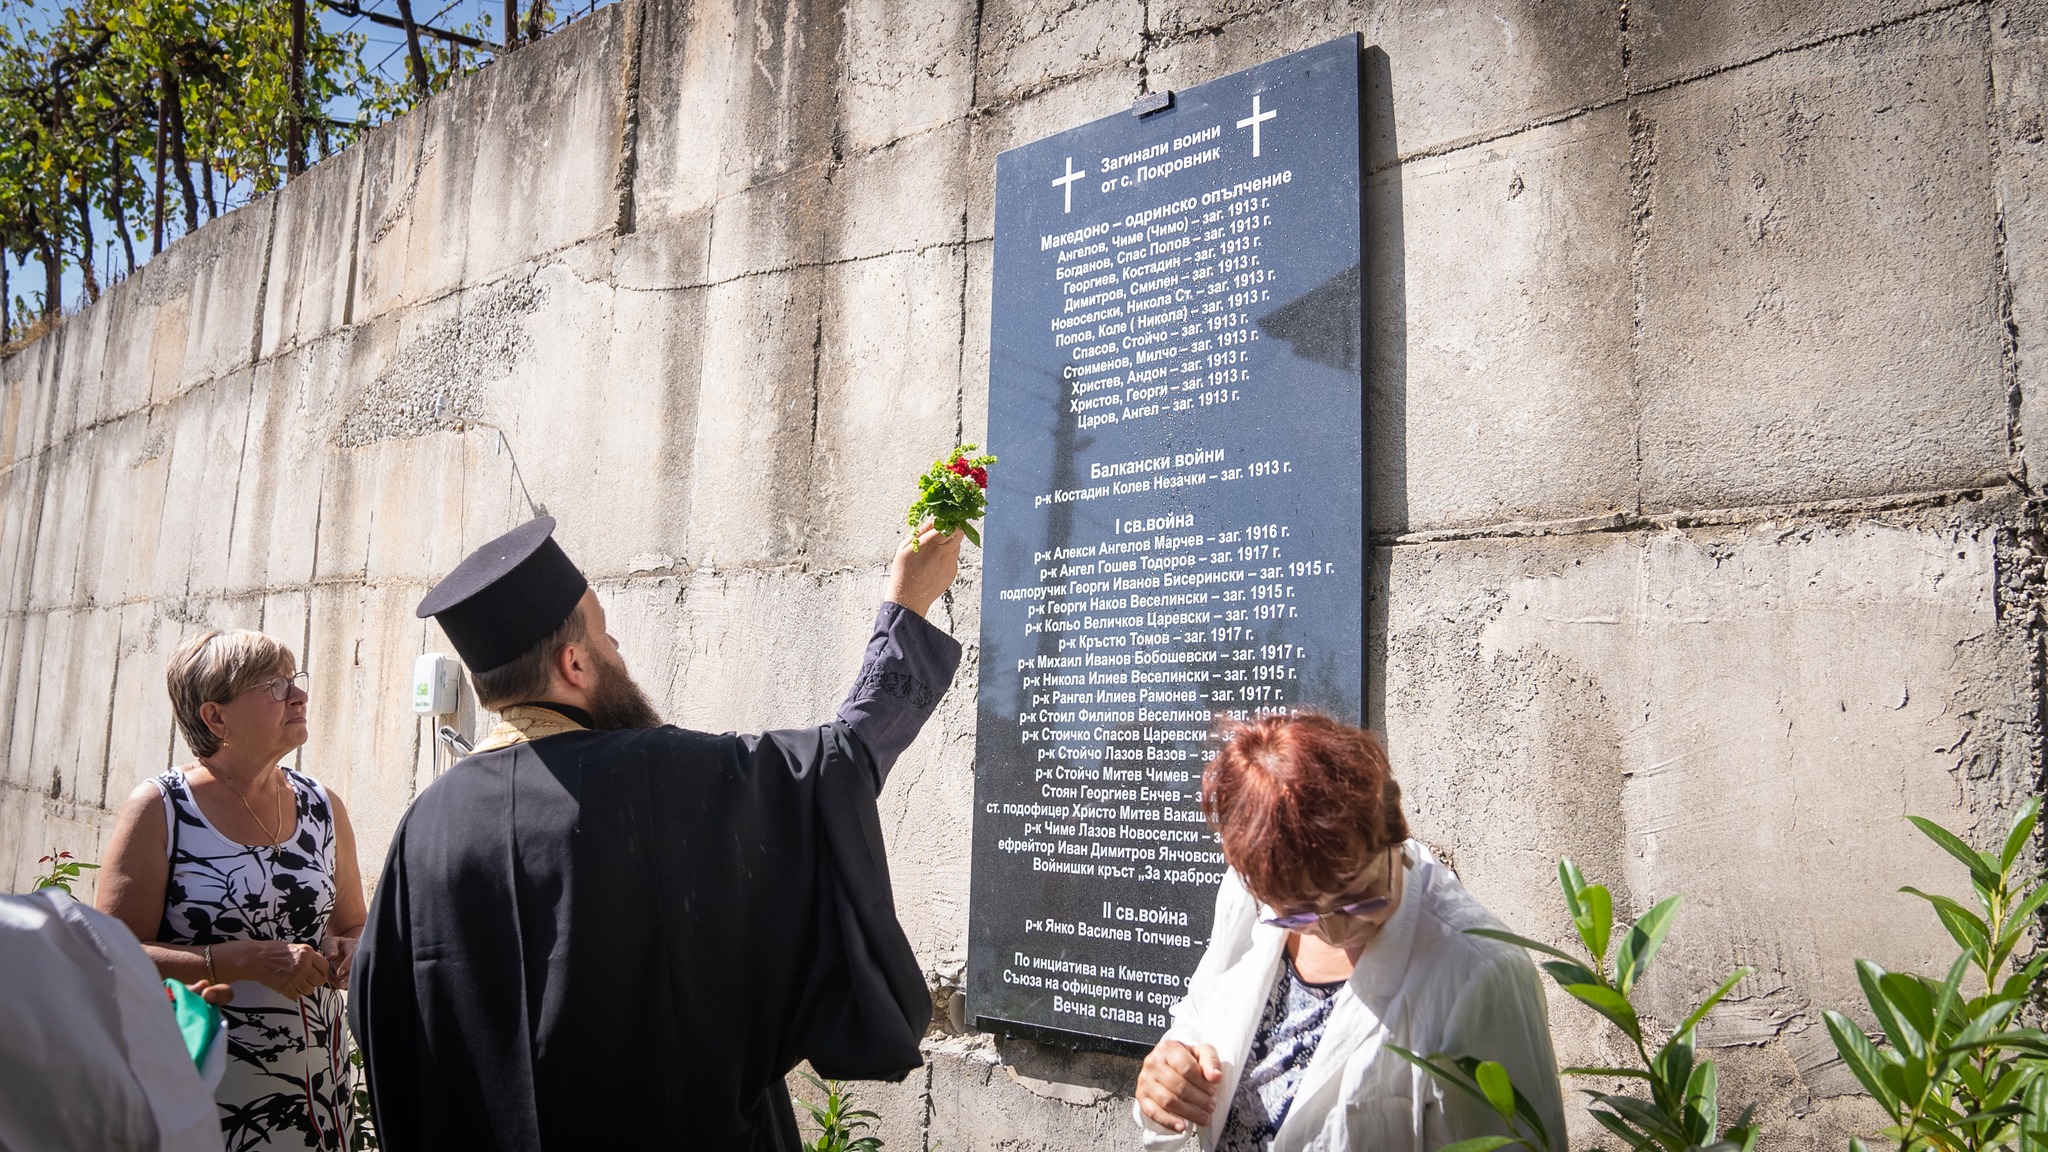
(906, 444, 997, 547)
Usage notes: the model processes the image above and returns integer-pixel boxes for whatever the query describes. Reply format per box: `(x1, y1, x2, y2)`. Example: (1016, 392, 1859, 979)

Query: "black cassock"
(349, 604, 961, 1151)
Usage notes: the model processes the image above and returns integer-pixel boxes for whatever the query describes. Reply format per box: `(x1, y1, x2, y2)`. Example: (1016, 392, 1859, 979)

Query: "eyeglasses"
(251, 672, 309, 701)
(1260, 848, 1399, 931)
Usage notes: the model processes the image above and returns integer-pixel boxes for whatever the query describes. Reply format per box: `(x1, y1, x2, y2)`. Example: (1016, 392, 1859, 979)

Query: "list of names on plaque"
(967, 36, 1366, 1049)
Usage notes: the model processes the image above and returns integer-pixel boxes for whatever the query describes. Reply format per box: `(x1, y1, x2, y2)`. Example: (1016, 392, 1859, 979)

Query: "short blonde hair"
(165, 630, 295, 758)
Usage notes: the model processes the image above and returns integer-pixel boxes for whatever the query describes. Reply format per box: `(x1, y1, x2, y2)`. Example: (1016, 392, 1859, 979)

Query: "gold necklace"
(211, 762, 286, 849)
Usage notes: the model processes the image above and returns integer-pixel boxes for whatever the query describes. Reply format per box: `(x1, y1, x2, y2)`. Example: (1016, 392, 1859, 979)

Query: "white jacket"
(0, 890, 225, 1152)
(1135, 843, 1567, 1152)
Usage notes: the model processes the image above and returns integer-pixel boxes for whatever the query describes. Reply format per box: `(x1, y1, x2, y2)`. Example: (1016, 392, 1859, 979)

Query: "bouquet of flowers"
(907, 444, 997, 546)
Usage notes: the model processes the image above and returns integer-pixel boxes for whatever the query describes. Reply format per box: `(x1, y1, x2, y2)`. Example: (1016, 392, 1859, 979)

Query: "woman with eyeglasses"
(98, 630, 367, 1151)
(1133, 713, 1566, 1152)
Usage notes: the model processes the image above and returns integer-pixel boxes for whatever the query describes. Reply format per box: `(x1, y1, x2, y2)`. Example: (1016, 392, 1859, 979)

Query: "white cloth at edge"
(0, 888, 226, 1152)
(1134, 842, 1568, 1152)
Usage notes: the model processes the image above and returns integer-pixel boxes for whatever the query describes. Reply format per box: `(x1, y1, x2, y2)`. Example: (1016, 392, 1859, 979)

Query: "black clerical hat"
(417, 517, 589, 672)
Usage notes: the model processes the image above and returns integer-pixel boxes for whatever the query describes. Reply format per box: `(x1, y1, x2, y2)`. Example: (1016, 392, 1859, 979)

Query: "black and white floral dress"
(154, 767, 351, 1151)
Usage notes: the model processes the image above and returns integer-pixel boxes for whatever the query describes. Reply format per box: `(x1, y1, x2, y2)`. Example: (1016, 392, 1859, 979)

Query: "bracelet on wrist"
(204, 944, 217, 984)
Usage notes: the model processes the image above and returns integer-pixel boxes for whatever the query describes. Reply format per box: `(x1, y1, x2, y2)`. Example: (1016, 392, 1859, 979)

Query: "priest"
(348, 516, 965, 1151)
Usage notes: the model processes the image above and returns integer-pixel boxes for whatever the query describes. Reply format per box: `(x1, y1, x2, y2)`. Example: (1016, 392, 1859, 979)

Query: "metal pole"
(152, 74, 166, 255)
(395, 0, 431, 97)
(287, 0, 306, 177)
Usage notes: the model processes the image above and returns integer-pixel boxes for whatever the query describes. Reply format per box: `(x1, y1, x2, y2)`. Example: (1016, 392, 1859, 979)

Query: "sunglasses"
(1259, 848, 1400, 931)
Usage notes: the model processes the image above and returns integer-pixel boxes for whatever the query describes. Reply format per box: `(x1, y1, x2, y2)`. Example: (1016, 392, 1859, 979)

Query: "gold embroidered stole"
(467, 704, 589, 755)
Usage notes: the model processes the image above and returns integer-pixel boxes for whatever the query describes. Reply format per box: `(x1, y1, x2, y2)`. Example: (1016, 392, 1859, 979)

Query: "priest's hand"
(1136, 1038, 1224, 1132)
(887, 521, 963, 619)
(221, 939, 331, 1000)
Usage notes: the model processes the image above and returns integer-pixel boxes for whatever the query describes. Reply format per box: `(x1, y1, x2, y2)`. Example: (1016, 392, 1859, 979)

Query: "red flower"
(948, 458, 971, 477)
(969, 467, 988, 489)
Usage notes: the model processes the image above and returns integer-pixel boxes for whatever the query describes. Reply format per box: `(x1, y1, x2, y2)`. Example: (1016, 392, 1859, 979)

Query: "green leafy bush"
(1825, 797, 2048, 1152)
(30, 849, 99, 896)
(799, 1072, 883, 1152)
(348, 1043, 379, 1152)
(1393, 859, 1760, 1152)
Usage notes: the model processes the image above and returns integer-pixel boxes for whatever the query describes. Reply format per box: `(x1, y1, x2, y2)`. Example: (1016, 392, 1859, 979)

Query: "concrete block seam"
(1619, 0, 1981, 101)
(969, 59, 1142, 123)
(95, 643, 121, 810)
(5, 330, 295, 475)
(610, 0, 647, 236)
(217, 373, 260, 578)
(1372, 0, 1984, 176)
(19, 612, 49, 802)
(1136, 0, 1154, 96)
(953, 213, 970, 449)
(1618, 0, 1633, 76)
(365, 120, 435, 249)
(0, 376, 246, 493)
(247, 196, 282, 367)
(920, 1054, 934, 1152)
(1141, 9, 1236, 54)
(1625, 103, 1655, 520)
(343, 148, 368, 329)
(2, 556, 987, 621)
(2005, 506, 2048, 799)
(2, 577, 446, 623)
(5, 231, 618, 466)
(623, 236, 978, 294)
(809, 311, 824, 460)
(1373, 481, 2025, 547)
(8, 328, 71, 775)
(966, 0, 988, 113)
(1990, 84, 2029, 489)
(301, 427, 329, 643)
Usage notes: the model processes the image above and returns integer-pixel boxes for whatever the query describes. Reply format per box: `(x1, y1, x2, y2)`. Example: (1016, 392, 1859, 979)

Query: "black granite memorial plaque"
(965, 36, 1367, 1050)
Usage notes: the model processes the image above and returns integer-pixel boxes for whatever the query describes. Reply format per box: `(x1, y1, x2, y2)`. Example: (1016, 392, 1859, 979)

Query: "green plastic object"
(162, 978, 222, 1069)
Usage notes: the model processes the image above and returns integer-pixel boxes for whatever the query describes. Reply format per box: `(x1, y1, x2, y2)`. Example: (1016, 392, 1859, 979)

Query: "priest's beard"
(587, 648, 664, 730)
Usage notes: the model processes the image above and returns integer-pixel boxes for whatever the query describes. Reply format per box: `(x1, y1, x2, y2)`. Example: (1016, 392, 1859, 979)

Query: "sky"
(10, 0, 617, 319)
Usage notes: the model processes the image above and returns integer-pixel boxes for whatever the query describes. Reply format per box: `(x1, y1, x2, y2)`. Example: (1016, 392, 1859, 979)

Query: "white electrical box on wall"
(412, 653, 460, 715)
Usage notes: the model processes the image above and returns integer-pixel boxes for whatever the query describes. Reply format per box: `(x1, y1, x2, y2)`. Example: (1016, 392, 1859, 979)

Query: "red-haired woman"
(1132, 714, 1565, 1152)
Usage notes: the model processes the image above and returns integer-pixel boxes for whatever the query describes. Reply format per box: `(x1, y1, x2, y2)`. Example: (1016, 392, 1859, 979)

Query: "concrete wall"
(4, 1, 2044, 1148)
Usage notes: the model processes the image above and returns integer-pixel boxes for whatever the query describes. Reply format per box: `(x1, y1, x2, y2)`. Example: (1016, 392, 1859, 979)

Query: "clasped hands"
(1136, 1038, 1226, 1133)
(210, 936, 357, 1000)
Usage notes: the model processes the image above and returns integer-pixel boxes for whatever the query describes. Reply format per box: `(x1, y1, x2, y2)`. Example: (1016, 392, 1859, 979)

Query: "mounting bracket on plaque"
(968, 35, 1368, 1052)
(1131, 90, 1174, 117)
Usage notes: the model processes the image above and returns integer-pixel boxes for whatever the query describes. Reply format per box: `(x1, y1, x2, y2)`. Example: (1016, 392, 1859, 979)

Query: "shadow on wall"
(1363, 44, 1406, 731)
(996, 1035, 1143, 1099)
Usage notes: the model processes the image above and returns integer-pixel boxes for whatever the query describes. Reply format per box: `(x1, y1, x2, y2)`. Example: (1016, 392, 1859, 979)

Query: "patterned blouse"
(1217, 955, 1347, 1152)
(154, 767, 351, 1151)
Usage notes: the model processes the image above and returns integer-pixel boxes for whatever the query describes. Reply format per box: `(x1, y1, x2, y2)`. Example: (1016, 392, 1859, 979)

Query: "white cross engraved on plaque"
(1052, 156, 1085, 213)
(1237, 94, 1278, 157)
